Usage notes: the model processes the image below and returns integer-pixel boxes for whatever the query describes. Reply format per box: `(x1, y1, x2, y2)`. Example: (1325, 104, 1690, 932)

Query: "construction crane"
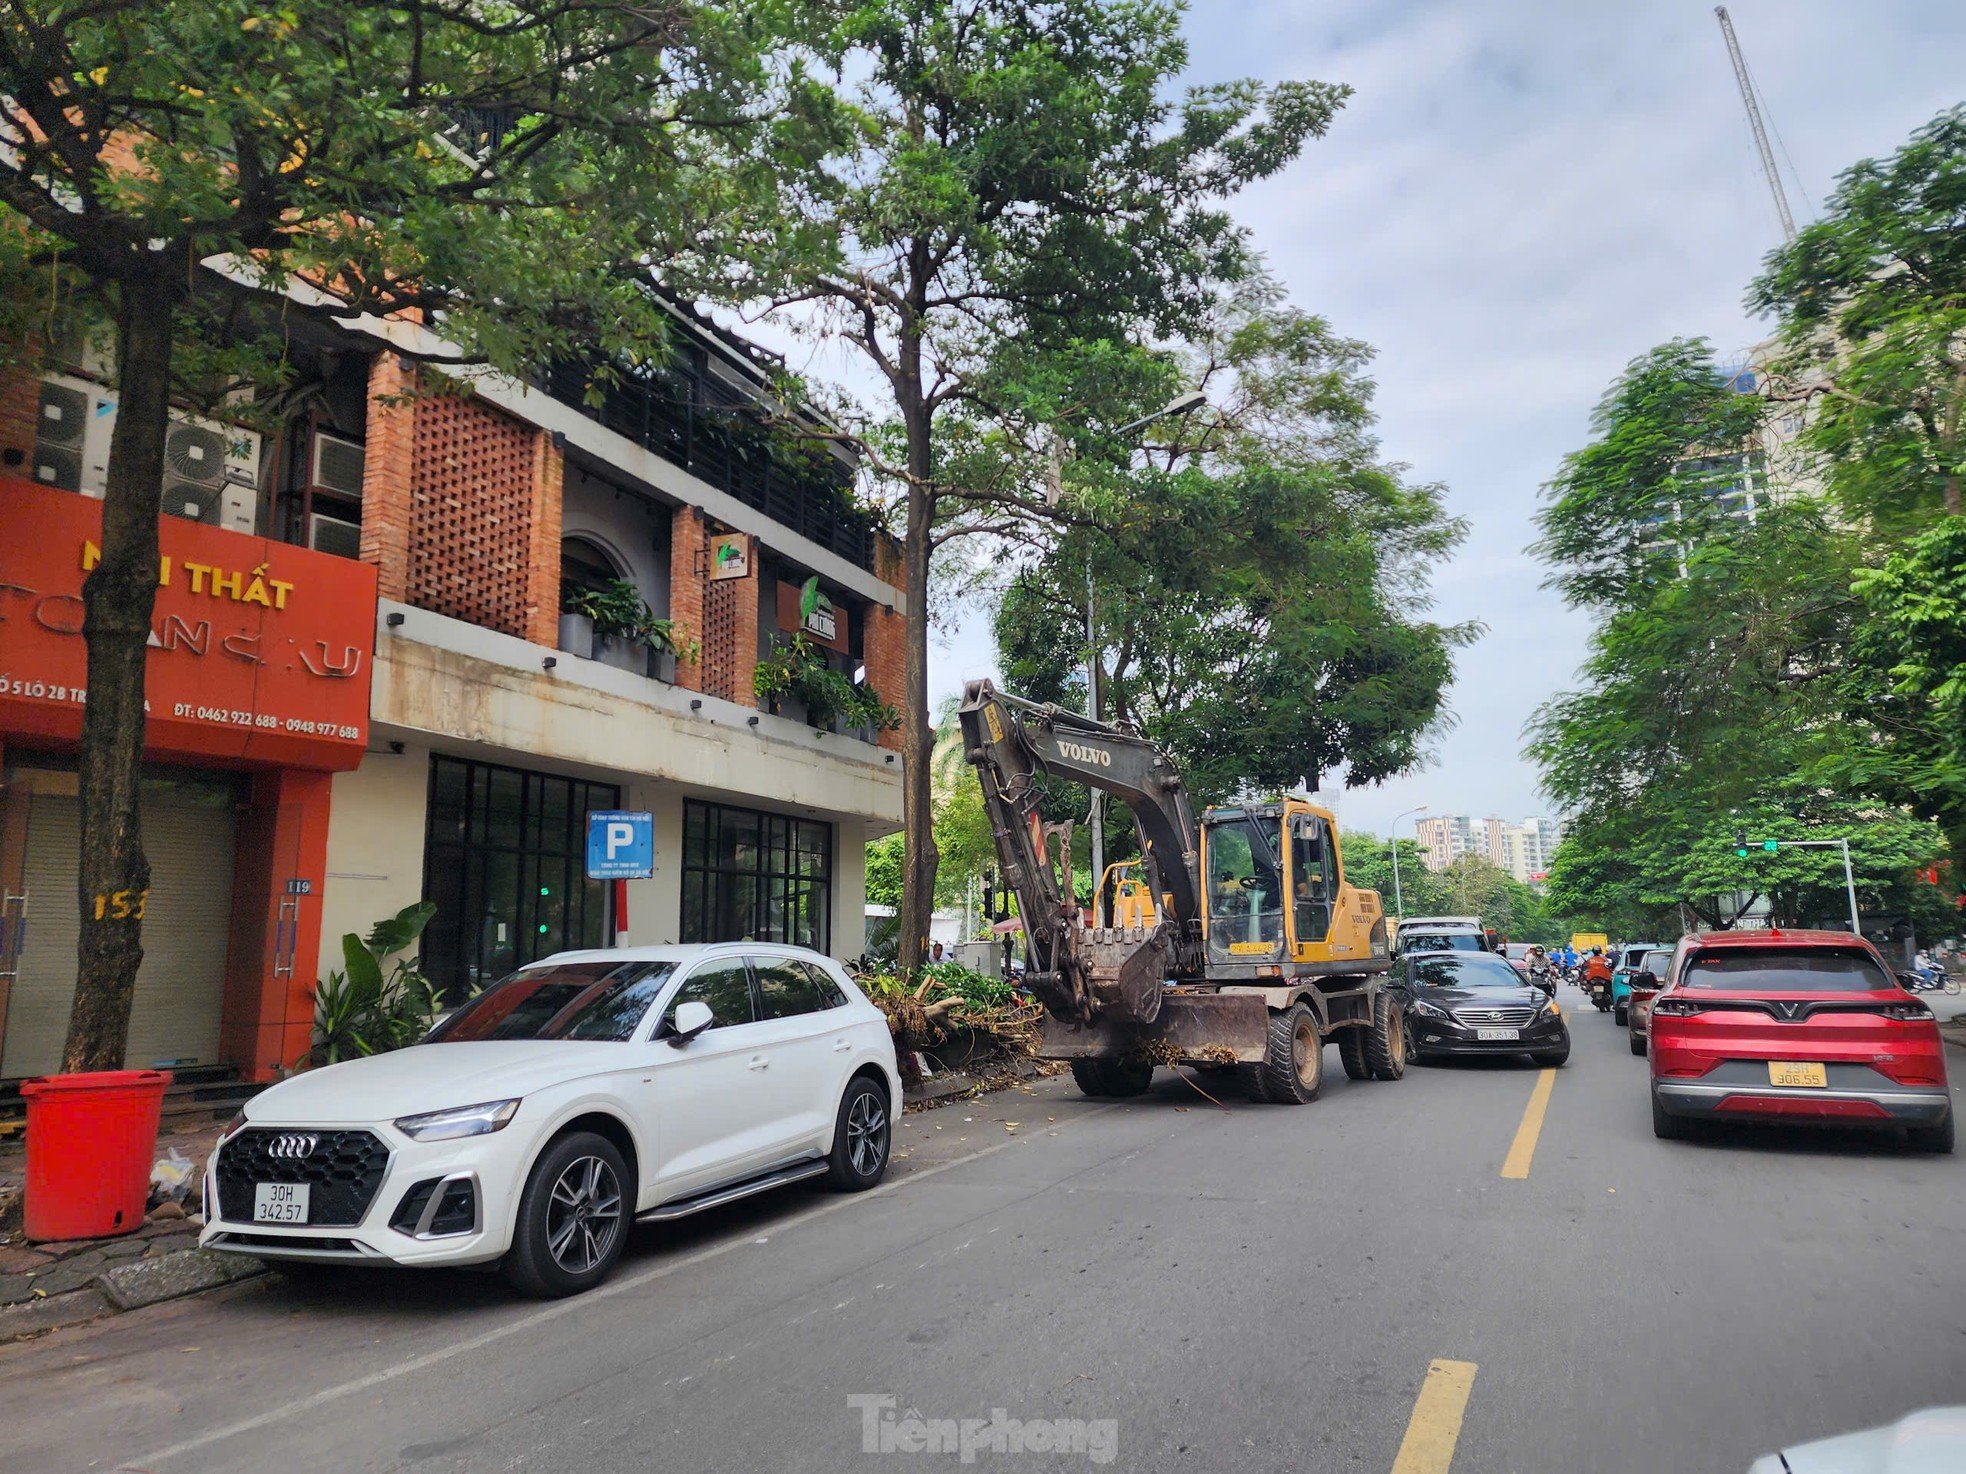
(1714, 6, 1796, 243)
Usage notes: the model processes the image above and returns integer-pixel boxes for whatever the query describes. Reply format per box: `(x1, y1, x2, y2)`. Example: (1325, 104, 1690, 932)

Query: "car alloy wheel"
(846, 1089, 888, 1177)
(546, 1155, 622, 1276)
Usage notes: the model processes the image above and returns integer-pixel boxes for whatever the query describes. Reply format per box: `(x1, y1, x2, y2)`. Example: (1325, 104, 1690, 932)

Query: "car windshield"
(424, 961, 679, 1043)
(1409, 954, 1523, 989)
(1400, 932, 1482, 954)
(1681, 948, 1892, 994)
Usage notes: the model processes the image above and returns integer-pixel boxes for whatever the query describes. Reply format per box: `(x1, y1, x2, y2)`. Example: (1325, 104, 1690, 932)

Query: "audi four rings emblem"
(267, 1134, 318, 1160)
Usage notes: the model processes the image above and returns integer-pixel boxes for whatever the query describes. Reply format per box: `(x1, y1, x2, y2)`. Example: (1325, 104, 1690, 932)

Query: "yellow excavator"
(958, 679, 1399, 1104)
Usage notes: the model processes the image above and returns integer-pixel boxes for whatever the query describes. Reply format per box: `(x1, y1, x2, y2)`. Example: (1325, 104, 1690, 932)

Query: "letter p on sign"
(586, 811, 654, 880)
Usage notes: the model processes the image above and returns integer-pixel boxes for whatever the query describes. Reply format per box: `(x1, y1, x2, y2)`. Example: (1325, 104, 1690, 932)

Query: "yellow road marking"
(1500, 1067, 1557, 1179)
(1391, 1359, 1478, 1474)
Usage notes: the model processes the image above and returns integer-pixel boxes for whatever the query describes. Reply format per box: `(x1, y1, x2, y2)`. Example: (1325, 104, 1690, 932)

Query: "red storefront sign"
(0, 476, 376, 770)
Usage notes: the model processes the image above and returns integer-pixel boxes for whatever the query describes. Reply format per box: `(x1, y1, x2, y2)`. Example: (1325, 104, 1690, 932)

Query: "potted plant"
(752, 636, 806, 720)
(558, 591, 597, 659)
(642, 618, 701, 684)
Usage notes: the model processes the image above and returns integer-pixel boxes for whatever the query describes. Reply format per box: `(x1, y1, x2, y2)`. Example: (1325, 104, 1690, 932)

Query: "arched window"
(561, 535, 623, 601)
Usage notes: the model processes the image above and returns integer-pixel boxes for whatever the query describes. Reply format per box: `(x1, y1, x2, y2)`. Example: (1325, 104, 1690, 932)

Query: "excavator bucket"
(1078, 922, 1175, 1023)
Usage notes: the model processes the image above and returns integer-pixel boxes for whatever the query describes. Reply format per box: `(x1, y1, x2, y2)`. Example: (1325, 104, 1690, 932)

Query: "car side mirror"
(666, 999, 715, 1047)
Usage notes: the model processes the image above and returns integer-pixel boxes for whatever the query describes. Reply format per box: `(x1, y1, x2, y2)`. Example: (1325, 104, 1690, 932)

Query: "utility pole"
(1715, 7, 1797, 243)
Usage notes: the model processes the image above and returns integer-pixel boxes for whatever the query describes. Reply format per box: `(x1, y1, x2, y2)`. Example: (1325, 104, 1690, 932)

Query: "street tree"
(1750, 104, 1966, 525)
(769, 0, 1345, 975)
(0, 0, 820, 1070)
(992, 283, 1472, 807)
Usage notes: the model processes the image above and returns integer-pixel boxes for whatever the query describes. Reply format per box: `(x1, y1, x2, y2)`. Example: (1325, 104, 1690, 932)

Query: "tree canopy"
(761, 0, 1346, 974)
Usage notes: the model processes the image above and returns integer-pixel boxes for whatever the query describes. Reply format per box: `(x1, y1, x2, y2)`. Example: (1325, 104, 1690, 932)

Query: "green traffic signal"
(1735, 830, 1749, 857)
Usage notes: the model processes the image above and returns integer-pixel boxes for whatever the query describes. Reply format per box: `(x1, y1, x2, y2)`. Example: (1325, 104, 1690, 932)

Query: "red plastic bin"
(21, 1069, 173, 1242)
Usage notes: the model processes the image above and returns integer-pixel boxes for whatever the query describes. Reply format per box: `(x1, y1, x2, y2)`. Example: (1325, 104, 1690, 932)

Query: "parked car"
(1609, 942, 1663, 1025)
(1394, 950, 1570, 1067)
(1748, 1405, 1966, 1473)
(200, 945, 903, 1296)
(1626, 949, 1673, 1056)
(1648, 929, 1953, 1152)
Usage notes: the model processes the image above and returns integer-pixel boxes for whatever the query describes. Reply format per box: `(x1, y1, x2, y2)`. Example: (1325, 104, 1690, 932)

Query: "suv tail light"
(1875, 1001, 1933, 1022)
(1652, 996, 1701, 1017)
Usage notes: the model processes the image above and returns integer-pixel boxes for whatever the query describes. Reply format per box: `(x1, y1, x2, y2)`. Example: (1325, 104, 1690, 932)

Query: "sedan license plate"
(253, 1182, 310, 1223)
(1475, 1027, 1520, 1041)
(1769, 1061, 1827, 1088)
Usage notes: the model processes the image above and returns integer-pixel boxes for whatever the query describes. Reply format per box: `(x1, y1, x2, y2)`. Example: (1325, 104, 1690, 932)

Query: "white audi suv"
(200, 944, 900, 1297)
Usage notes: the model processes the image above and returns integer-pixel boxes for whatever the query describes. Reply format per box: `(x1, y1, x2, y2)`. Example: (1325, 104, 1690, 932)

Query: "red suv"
(1648, 930, 1953, 1152)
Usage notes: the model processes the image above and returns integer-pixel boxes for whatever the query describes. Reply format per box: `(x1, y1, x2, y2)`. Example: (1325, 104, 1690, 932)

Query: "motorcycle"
(1589, 977, 1612, 1012)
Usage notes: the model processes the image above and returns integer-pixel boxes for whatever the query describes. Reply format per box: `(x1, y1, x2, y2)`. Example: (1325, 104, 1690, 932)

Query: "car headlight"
(394, 1099, 521, 1141)
(218, 1110, 249, 1143)
(1539, 997, 1561, 1017)
(1410, 1000, 1449, 1020)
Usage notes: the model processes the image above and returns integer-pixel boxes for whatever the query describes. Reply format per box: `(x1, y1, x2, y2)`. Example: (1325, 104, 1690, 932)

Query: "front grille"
(215, 1129, 390, 1226)
(1450, 1006, 1538, 1027)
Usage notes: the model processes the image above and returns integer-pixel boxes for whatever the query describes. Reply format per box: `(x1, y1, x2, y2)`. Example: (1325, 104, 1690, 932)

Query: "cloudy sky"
(764, 1, 1966, 838)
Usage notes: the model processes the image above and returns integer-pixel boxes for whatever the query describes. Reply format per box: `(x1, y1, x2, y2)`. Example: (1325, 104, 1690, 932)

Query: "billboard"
(0, 476, 378, 770)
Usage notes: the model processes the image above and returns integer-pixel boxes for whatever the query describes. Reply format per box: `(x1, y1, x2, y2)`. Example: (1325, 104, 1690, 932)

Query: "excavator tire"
(1338, 1024, 1371, 1081)
(1070, 1057, 1153, 1098)
(1365, 990, 1408, 1082)
(1257, 1002, 1323, 1105)
(1238, 1064, 1271, 1103)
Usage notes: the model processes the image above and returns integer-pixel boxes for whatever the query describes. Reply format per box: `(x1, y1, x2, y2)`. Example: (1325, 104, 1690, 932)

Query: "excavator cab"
(1201, 807, 1288, 963)
(1201, 800, 1382, 971)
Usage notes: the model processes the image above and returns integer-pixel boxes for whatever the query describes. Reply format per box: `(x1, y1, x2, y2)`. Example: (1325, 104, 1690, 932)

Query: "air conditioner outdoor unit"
(309, 429, 365, 499)
(307, 511, 363, 560)
(32, 373, 114, 497)
(160, 413, 260, 534)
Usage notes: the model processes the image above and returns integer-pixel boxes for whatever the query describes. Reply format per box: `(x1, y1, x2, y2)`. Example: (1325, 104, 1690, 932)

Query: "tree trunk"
(895, 401, 938, 980)
(61, 274, 177, 1073)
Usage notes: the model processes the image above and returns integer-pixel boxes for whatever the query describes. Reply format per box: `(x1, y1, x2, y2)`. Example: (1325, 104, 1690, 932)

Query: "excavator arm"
(957, 679, 1205, 1025)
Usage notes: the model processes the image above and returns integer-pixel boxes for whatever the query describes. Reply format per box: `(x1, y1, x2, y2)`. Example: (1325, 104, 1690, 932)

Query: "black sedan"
(1392, 951, 1570, 1067)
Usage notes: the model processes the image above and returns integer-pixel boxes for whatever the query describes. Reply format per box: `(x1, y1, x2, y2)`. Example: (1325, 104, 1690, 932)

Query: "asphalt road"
(4, 994, 1963, 1474)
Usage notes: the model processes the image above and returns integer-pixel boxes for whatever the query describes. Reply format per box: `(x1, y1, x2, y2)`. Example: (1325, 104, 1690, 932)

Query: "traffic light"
(1736, 831, 1748, 858)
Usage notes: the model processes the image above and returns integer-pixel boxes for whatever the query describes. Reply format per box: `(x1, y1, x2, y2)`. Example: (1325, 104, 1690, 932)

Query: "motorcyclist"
(1525, 944, 1554, 990)
(1581, 947, 1613, 989)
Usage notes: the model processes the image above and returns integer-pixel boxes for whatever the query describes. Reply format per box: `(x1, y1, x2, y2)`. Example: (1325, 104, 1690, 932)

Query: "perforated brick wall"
(406, 390, 544, 639)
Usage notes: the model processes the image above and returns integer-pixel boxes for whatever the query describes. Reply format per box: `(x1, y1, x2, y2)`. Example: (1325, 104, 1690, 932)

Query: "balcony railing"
(542, 351, 880, 574)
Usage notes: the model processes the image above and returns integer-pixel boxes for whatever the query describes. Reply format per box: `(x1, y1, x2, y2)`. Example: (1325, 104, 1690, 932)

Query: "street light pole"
(1389, 806, 1428, 919)
(1083, 390, 1205, 927)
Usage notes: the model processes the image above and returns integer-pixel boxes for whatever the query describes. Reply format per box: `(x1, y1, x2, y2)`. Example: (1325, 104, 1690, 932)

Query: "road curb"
(0, 1247, 265, 1345)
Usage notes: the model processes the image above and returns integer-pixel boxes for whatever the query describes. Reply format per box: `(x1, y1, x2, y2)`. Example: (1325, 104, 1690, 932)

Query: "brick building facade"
(0, 294, 906, 1083)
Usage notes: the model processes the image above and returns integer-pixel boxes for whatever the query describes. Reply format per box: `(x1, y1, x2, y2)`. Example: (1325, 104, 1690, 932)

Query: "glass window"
(799, 960, 850, 1010)
(426, 961, 675, 1042)
(1206, 814, 1283, 957)
(421, 756, 619, 1002)
(1409, 954, 1523, 990)
(1290, 818, 1333, 945)
(663, 959, 755, 1032)
(1397, 932, 1484, 956)
(680, 800, 832, 951)
(753, 956, 829, 1020)
(1682, 948, 1891, 993)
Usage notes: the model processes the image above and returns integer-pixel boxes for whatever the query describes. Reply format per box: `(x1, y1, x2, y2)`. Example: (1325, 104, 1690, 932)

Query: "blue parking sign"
(585, 811, 654, 879)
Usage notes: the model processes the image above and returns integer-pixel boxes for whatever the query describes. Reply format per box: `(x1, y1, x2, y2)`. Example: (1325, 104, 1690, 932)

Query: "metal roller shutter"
(2, 789, 236, 1078)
